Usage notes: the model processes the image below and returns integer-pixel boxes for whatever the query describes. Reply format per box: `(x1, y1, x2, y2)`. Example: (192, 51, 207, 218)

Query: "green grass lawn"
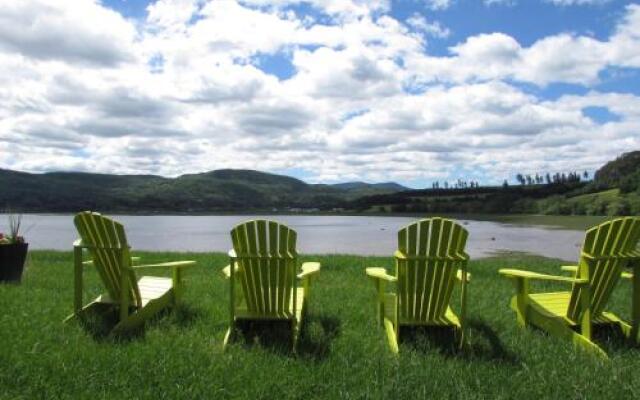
(567, 188, 621, 202)
(2, 251, 640, 399)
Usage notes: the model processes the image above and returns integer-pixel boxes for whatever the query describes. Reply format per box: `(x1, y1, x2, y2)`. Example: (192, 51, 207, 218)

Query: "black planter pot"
(0, 243, 28, 283)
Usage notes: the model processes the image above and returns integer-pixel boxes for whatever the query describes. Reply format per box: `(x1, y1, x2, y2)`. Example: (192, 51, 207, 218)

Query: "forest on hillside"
(353, 151, 640, 216)
(1, 151, 639, 216)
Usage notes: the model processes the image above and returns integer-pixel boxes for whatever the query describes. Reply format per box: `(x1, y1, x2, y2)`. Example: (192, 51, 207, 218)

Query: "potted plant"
(0, 214, 28, 283)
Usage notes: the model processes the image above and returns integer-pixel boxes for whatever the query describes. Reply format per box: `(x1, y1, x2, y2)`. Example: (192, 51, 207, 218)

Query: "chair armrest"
(365, 267, 397, 282)
(222, 263, 239, 279)
(132, 260, 196, 269)
(561, 265, 578, 273)
(456, 270, 471, 283)
(297, 262, 321, 279)
(82, 256, 141, 268)
(394, 250, 407, 260)
(562, 265, 632, 279)
(499, 268, 588, 285)
(394, 250, 469, 262)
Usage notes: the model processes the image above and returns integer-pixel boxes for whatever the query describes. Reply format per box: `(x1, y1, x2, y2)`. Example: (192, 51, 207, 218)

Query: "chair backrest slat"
(567, 217, 640, 321)
(74, 212, 141, 307)
(231, 220, 297, 316)
(395, 217, 468, 322)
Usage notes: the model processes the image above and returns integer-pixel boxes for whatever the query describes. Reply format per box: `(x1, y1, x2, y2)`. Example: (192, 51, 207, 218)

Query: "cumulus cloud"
(241, 0, 391, 19)
(406, 5, 640, 86)
(424, 0, 453, 10)
(0, 0, 639, 185)
(484, 0, 516, 6)
(0, 0, 136, 66)
(406, 13, 450, 38)
(545, 0, 612, 5)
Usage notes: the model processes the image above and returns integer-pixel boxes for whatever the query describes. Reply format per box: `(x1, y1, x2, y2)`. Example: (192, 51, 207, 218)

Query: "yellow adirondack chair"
(65, 211, 196, 334)
(500, 217, 640, 358)
(222, 219, 321, 351)
(366, 217, 470, 353)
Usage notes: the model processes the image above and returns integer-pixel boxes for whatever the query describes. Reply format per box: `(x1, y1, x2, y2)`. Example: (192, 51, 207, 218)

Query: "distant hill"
(2, 150, 639, 216)
(351, 182, 591, 214)
(0, 168, 406, 212)
(594, 151, 640, 193)
(349, 150, 640, 216)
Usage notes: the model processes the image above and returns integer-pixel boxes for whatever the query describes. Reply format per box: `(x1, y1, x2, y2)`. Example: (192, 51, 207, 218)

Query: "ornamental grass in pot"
(0, 214, 28, 283)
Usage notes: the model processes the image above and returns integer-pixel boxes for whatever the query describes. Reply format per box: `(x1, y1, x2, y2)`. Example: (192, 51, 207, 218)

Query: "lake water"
(0, 214, 586, 261)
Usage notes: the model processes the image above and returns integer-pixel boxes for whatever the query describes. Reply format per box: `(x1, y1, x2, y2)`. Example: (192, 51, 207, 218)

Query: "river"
(0, 214, 590, 261)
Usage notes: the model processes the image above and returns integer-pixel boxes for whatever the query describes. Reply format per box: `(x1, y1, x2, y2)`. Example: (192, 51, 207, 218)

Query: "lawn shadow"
(465, 319, 520, 364)
(400, 318, 520, 365)
(232, 313, 341, 360)
(76, 304, 144, 342)
(523, 320, 640, 356)
(75, 303, 203, 342)
(582, 323, 640, 355)
(298, 314, 341, 361)
(161, 303, 204, 329)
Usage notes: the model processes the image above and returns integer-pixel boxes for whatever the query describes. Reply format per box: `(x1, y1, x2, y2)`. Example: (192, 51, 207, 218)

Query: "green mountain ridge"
(1, 151, 638, 215)
(0, 168, 407, 212)
(351, 151, 640, 216)
(594, 150, 640, 193)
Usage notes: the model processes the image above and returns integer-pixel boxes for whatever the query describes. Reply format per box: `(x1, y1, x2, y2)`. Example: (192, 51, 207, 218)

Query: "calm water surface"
(1, 214, 586, 261)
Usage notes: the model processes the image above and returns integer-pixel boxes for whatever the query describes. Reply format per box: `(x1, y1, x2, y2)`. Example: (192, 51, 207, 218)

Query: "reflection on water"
(0, 214, 585, 261)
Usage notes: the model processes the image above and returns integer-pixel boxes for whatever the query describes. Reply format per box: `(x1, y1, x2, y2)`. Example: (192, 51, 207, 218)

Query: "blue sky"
(0, 0, 639, 187)
(102, 0, 635, 85)
(104, 1, 624, 42)
(101, 0, 638, 86)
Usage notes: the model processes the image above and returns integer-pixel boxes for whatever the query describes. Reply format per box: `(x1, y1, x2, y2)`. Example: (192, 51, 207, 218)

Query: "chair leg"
(292, 319, 300, 353)
(63, 313, 78, 324)
(223, 325, 234, 350)
(572, 331, 608, 359)
(509, 296, 528, 328)
(384, 318, 399, 354)
(601, 312, 638, 346)
(64, 300, 101, 323)
(631, 270, 640, 344)
(172, 267, 182, 306)
(458, 325, 466, 349)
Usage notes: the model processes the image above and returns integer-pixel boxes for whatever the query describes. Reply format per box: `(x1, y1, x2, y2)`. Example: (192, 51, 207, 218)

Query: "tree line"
(431, 171, 589, 191)
(507, 171, 589, 187)
(431, 179, 480, 189)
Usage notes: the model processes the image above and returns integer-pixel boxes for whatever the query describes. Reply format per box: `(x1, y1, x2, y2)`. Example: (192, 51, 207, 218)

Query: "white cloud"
(484, 0, 516, 6)
(405, 33, 521, 84)
(406, 14, 450, 38)
(146, 0, 202, 31)
(0, 0, 638, 185)
(517, 34, 608, 85)
(545, 0, 612, 5)
(424, 0, 453, 10)
(406, 5, 640, 86)
(287, 45, 404, 99)
(240, 0, 391, 19)
(0, 0, 137, 66)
